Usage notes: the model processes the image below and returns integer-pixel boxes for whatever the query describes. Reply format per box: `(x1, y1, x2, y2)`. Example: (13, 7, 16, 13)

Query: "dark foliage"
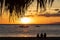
(5, 0, 34, 17)
(0, 0, 54, 22)
(0, 0, 54, 16)
(48, 0, 54, 7)
(0, 0, 3, 16)
(37, 0, 54, 12)
(37, 0, 47, 12)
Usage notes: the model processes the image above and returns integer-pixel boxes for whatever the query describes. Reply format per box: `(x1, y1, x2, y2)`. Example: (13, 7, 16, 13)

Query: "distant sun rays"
(1, 0, 60, 24)
(20, 17, 32, 24)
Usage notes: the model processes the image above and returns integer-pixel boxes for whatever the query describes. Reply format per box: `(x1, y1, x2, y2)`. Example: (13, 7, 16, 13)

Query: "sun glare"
(20, 17, 31, 24)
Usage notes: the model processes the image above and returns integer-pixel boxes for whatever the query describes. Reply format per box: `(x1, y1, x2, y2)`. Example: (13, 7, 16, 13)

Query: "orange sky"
(0, 0, 60, 24)
(0, 14, 60, 24)
(0, 7, 60, 24)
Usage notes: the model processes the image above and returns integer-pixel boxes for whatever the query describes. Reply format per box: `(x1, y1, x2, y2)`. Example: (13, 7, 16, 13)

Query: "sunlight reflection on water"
(0, 24, 60, 37)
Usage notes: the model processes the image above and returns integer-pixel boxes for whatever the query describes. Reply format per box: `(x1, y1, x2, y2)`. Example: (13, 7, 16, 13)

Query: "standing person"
(44, 33, 46, 38)
(37, 33, 40, 38)
(40, 33, 43, 38)
(43, 33, 47, 40)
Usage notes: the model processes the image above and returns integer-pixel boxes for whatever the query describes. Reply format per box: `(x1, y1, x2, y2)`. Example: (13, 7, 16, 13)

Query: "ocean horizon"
(0, 24, 60, 37)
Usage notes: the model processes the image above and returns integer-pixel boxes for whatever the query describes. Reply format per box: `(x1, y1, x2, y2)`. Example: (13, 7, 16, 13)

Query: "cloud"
(54, 9, 59, 11)
(51, 22, 60, 24)
(38, 10, 60, 17)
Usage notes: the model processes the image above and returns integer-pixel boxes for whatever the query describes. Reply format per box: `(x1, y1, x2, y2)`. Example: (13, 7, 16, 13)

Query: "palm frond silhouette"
(0, 0, 54, 22)
(0, 0, 54, 16)
(37, 0, 47, 12)
(5, 0, 34, 17)
(48, 0, 54, 7)
(0, 0, 3, 16)
(37, 0, 54, 12)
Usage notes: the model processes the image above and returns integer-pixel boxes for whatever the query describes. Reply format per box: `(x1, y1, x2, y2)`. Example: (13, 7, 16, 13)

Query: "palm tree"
(0, 0, 54, 16)
(4, 0, 34, 22)
(0, 0, 54, 22)
(37, 0, 54, 13)
(0, 0, 3, 16)
(5, 0, 34, 16)
(48, 0, 54, 7)
(37, 0, 47, 13)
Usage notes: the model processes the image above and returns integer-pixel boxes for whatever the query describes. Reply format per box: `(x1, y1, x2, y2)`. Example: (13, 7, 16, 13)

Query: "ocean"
(0, 24, 60, 37)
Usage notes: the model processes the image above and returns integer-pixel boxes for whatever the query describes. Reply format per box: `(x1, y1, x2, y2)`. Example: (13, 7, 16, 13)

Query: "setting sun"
(20, 17, 31, 24)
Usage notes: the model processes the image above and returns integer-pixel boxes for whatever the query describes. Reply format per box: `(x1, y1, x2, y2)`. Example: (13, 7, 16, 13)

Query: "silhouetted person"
(37, 33, 40, 38)
(44, 33, 46, 38)
(43, 33, 47, 40)
(37, 33, 40, 40)
(40, 33, 44, 40)
(40, 33, 43, 38)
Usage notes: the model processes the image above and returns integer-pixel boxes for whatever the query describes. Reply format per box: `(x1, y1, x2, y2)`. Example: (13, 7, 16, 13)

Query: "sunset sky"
(0, 0, 60, 24)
